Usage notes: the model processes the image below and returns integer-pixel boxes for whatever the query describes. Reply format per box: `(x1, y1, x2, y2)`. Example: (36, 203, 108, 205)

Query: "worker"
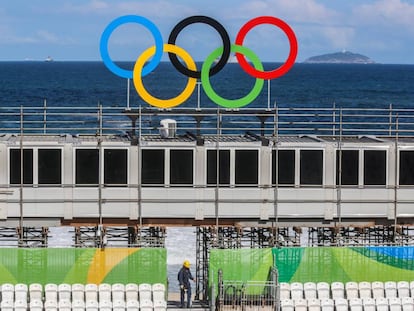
(178, 260, 195, 308)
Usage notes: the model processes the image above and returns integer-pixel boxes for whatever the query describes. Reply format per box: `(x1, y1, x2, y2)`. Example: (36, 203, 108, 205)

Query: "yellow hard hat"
(183, 260, 190, 268)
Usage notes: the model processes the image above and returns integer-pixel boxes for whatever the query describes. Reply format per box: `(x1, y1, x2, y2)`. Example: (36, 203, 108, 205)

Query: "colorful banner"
(273, 246, 414, 283)
(209, 248, 273, 294)
(0, 248, 166, 285)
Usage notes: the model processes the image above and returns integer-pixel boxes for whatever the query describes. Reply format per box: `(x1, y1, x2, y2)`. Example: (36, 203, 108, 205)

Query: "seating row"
(280, 281, 414, 300)
(0, 282, 166, 303)
(281, 297, 414, 311)
(0, 298, 166, 311)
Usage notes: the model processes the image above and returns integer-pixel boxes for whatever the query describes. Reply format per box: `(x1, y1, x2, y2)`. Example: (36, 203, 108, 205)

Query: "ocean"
(1, 61, 414, 292)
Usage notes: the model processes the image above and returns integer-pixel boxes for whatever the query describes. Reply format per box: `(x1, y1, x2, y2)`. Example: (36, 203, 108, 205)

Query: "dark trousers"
(180, 286, 192, 308)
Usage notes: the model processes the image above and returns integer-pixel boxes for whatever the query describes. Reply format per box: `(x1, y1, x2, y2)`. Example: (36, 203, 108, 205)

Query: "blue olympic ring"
(99, 15, 164, 79)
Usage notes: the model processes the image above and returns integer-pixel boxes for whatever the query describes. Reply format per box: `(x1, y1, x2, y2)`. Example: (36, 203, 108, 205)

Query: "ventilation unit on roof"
(159, 119, 177, 138)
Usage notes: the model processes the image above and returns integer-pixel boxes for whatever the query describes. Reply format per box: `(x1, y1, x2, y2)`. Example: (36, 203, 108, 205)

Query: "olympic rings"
(100, 15, 163, 79)
(133, 44, 197, 109)
(168, 16, 231, 79)
(201, 44, 264, 108)
(100, 14, 298, 108)
(235, 16, 298, 80)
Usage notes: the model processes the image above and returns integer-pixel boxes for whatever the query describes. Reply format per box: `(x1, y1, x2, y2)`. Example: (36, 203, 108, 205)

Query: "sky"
(0, 0, 414, 64)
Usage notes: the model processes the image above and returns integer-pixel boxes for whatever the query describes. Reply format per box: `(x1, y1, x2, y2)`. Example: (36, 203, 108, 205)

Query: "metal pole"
(138, 106, 143, 228)
(267, 79, 271, 110)
(43, 99, 47, 134)
(337, 108, 343, 228)
(215, 108, 220, 237)
(197, 81, 201, 110)
(19, 106, 24, 246)
(127, 78, 131, 110)
(273, 102, 279, 236)
(98, 105, 103, 247)
(394, 114, 399, 242)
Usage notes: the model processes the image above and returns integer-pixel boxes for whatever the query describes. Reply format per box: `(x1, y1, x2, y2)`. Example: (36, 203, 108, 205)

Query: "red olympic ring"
(235, 16, 298, 80)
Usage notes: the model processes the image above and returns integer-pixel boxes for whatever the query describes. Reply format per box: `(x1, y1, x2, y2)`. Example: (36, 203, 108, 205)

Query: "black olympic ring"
(167, 15, 231, 79)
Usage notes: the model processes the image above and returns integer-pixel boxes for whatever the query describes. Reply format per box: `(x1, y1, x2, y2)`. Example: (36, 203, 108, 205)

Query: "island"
(303, 51, 375, 64)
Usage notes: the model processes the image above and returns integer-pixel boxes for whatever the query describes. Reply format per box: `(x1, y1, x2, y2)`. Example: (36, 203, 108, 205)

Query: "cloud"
(355, 0, 414, 29)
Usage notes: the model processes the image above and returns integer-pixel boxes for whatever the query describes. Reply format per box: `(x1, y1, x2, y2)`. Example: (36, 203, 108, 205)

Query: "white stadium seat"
(331, 282, 345, 299)
(140, 298, 154, 311)
(308, 298, 321, 311)
(126, 299, 140, 311)
(281, 299, 294, 311)
(44, 299, 58, 311)
(0, 300, 14, 311)
(99, 283, 112, 302)
(385, 281, 398, 298)
(139, 283, 153, 301)
(317, 282, 330, 299)
(58, 299, 72, 311)
(85, 283, 98, 303)
(154, 299, 168, 311)
(349, 298, 363, 311)
(280, 282, 291, 299)
(390, 297, 402, 311)
(14, 283, 28, 300)
(72, 299, 86, 311)
(85, 299, 99, 311)
(304, 282, 317, 299)
(346, 282, 359, 299)
(363, 298, 376, 311)
(72, 283, 85, 301)
(290, 282, 304, 300)
(112, 283, 125, 302)
(410, 282, 414, 296)
(1, 283, 15, 301)
(29, 299, 44, 311)
(14, 299, 28, 311)
(294, 298, 308, 311)
(45, 283, 58, 302)
(376, 297, 390, 311)
(29, 283, 43, 302)
(398, 281, 410, 298)
(372, 281, 385, 298)
(99, 300, 112, 311)
(58, 283, 72, 302)
(359, 281, 372, 299)
(153, 282, 166, 301)
(320, 298, 334, 311)
(335, 298, 349, 311)
(402, 297, 414, 311)
(125, 283, 139, 302)
(113, 299, 127, 311)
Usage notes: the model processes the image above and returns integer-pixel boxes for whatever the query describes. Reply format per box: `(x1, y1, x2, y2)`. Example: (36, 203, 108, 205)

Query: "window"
(76, 149, 99, 185)
(235, 150, 258, 185)
(272, 150, 295, 185)
(207, 150, 230, 185)
(300, 150, 323, 185)
(10, 149, 33, 184)
(364, 150, 386, 185)
(104, 149, 127, 185)
(38, 149, 61, 184)
(400, 151, 414, 185)
(142, 149, 165, 185)
(170, 150, 193, 185)
(336, 150, 359, 185)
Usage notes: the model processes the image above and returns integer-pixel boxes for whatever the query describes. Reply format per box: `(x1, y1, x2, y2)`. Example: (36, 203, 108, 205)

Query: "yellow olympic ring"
(133, 43, 197, 109)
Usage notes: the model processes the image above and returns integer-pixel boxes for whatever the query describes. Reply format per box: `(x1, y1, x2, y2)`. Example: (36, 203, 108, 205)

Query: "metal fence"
(1, 104, 414, 137)
(216, 269, 279, 311)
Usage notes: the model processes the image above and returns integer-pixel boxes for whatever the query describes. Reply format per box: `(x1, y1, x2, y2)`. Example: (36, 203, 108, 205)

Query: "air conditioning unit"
(159, 119, 177, 138)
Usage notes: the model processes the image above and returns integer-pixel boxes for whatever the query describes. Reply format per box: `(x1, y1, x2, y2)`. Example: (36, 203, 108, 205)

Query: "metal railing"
(216, 268, 279, 311)
(1, 104, 414, 137)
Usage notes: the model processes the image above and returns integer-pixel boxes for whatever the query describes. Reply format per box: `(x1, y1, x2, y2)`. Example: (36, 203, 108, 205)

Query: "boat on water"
(45, 56, 54, 62)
